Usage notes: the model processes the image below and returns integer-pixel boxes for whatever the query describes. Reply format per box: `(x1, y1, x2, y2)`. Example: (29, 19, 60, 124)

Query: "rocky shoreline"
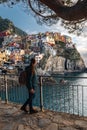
(0, 101, 87, 130)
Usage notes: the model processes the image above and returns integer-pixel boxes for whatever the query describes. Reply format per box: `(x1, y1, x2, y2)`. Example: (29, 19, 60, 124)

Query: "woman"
(21, 58, 38, 114)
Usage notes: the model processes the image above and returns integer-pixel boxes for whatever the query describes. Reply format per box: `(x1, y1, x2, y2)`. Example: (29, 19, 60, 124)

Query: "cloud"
(72, 36, 87, 65)
(26, 29, 38, 34)
(45, 20, 69, 34)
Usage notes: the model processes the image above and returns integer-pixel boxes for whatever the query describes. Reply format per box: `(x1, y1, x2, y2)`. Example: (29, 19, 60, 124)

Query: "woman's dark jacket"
(25, 66, 37, 90)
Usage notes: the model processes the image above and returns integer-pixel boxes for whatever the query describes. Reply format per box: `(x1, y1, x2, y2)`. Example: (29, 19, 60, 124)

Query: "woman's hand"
(30, 89, 35, 94)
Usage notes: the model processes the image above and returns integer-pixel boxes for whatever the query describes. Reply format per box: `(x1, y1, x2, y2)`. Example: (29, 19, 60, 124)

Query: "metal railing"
(39, 75, 87, 117)
(0, 74, 87, 117)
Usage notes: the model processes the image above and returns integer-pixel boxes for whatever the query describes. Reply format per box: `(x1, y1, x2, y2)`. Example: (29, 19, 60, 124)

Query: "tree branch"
(40, 0, 87, 21)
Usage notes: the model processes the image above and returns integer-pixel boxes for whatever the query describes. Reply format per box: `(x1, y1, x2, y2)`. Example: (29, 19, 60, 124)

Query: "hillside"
(0, 16, 27, 37)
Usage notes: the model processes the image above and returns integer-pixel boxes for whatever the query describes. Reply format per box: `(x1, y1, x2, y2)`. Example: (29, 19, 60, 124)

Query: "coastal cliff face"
(38, 43, 85, 74)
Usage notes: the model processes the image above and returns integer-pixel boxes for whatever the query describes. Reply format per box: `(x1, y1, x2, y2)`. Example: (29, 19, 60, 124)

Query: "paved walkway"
(0, 101, 87, 130)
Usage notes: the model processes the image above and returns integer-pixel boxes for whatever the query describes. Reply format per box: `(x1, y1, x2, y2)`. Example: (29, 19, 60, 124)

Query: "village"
(0, 30, 76, 74)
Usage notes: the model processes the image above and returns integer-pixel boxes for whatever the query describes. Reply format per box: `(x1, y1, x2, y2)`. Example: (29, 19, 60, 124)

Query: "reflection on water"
(43, 72, 87, 116)
(55, 72, 87, 85)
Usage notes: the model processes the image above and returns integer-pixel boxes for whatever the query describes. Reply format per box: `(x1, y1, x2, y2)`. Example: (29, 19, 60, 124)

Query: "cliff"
(38, 41, 85, 74)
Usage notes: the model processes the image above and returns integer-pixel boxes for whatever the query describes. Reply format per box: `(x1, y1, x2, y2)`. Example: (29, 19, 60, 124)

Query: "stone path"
(0, 101, 87, 130)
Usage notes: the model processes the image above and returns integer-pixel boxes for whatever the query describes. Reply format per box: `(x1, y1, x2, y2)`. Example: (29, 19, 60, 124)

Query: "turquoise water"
(42, 72, 87, 116)
(0, 72, 87, 116)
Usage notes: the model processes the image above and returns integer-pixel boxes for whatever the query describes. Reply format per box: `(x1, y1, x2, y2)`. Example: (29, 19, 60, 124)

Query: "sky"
(0, 2, 87, 66)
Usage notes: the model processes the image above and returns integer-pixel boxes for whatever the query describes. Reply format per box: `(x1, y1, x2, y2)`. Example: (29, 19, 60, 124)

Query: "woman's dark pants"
(21, 90, 35, 111)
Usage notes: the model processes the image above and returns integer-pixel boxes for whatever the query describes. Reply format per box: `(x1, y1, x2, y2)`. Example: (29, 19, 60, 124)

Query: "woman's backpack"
(18, 70, 27, 85)
(18, 65, 31, 85)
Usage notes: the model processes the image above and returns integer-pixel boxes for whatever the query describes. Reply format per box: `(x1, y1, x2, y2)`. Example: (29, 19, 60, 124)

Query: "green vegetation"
(0, 16, 27, 36)
(0, 16, 27, 45)
(64, 48, 80, 60)
(55, 41, 81, 61)
(56, 41, 66, 48)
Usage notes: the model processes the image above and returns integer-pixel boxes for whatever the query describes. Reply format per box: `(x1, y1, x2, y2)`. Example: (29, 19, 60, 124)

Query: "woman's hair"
(30, 58, 36, 74)
(30, 58, 36, 65)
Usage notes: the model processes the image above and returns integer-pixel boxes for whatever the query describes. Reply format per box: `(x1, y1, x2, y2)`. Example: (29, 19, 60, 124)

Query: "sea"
(0, 72, 87, 116)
